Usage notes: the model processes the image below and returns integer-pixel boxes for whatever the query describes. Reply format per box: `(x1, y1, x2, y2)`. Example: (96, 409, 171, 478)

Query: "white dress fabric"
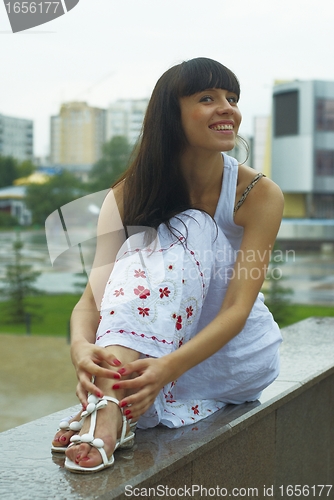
(95, 154, 282, 429)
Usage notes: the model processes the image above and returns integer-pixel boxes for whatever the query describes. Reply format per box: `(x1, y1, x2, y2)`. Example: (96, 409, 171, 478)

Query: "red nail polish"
(124, 409, 131, 415)
(120, 401, 127, 408)
(118, 367, 126, 375)
(96, 391, 102, 398)
(113, 373, 121, 379)
(112, 384, 120, 390)
(126, 414, 133, 420)
(113, 359, 122, 366)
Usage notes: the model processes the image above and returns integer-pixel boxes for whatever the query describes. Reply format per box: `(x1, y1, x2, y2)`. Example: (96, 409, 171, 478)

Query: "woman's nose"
(217, 100, 234, 115)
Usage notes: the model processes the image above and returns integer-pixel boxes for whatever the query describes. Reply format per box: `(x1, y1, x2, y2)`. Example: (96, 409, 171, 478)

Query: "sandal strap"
(69, 394, 129, 464)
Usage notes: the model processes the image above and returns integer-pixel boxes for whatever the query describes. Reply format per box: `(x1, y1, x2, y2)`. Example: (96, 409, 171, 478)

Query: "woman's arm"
(114, 176, 284, 419)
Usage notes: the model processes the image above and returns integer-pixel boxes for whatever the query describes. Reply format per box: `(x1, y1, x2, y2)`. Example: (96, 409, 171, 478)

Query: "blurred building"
(0, 113, 33, 161)
(252, 116, 271, 176)
(106, 99, 148, 145)
(271, 80, 334, 219)
(50, 102, 106, 179)
(0, 185, 31, 225)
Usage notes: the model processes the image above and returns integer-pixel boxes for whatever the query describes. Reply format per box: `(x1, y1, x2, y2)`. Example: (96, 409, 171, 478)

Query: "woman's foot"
(65, 396, 130, 470)
(52, 411, 83, 451)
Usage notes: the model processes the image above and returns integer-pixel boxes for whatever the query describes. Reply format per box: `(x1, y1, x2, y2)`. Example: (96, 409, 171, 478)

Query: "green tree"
(16, 159, 35, 179)
(0, 234, 41, 324)
(88, 136, 132, 191)
(0, 212, 18, 227)
(0, 156, 18, 188)
(262, 247, 294, 326)
(25, 170, 86, 225)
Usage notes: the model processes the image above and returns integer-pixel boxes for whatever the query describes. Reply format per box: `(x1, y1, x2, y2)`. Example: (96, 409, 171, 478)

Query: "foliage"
(16, 159, 35, 179)
(0, 234, 41, 323)
(25, 170, 86, 225)
(0, 156, 18, 188)
(0, 211, 18, 227)
(88, 136, 132, 191)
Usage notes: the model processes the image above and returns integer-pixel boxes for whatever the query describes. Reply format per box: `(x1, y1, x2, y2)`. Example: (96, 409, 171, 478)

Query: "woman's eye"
(200, 95, 213, 102)
(227, 96, 238, 104)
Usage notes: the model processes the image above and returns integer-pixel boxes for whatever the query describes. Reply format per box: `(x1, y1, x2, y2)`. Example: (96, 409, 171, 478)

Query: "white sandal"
(64, 395, 135, 473)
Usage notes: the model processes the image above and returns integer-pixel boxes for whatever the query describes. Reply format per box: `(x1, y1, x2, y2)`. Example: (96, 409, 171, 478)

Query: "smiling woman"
(51, 57, 284, 474)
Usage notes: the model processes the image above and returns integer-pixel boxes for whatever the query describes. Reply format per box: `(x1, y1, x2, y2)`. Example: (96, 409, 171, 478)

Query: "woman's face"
(179, 88, 242, 154)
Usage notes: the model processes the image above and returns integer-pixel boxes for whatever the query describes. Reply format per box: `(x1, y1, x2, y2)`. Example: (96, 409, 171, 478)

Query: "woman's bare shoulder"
(235, 164, 284, 226)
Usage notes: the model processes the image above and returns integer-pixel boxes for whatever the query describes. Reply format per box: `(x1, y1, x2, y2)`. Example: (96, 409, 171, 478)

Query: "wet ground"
(0, 334, 79, 433)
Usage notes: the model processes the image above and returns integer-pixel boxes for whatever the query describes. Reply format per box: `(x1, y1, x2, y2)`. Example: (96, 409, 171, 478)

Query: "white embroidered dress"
(95, 154, 282, 429)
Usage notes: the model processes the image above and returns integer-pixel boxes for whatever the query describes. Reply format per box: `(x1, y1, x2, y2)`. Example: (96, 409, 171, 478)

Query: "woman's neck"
(180, 150, 224, 202)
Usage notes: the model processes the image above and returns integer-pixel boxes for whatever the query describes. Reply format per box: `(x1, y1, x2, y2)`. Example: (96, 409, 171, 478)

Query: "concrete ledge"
(0, 317, 333, 499)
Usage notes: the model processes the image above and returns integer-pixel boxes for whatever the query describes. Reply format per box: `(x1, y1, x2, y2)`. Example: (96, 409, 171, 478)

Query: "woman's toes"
(53, 430, 74, 447)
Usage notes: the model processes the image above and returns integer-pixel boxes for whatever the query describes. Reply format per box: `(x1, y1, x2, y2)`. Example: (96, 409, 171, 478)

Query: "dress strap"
(233, 172, 266, 215)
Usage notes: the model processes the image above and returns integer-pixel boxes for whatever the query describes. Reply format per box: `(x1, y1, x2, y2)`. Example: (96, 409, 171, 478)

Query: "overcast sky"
(1, 0, 333, 157)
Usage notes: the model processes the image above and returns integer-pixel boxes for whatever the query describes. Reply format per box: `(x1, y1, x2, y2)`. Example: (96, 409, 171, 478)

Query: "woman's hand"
(71, 340, 122, 406)
(112, 357, 172, 421)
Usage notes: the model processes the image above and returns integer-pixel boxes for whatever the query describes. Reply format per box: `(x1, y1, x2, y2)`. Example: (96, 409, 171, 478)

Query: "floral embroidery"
(134, 285, 150, 299)
(114, 288, 124, 297)
(168, 264, 173, 270)
(172, 313, 183, 331)
(138, 307, 150, 317)
(186, 306, 193, 318)
(134, 269, 146, 278)
(159, 286, 170, 298)
(110, 310, 115, 315)
(192, 405, 199, 415)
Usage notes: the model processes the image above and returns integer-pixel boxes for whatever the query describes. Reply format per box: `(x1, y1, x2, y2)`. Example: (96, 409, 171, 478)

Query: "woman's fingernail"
(112, 359, 122, 366)
(112, 384, 120, 390)
(124, 409, 131, 415)
(113, 373, 121, 379)
(118, 367, 126, 375)
(96, 391, 103, 398)
(120, 401, 127, 408)
(126, 414, 133, 420)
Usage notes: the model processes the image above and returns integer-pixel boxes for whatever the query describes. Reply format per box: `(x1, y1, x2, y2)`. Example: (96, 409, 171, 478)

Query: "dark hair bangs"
(177, 57, 240, 100)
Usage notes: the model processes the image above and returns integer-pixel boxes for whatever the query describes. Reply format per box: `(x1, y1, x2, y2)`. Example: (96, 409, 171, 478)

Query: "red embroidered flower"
(134, 269, 146, 278)
(110, 310, 115, 315)
(159, 286, 170, 298)
(138, 307, 150, 317)
(168, 264, 173, 270)
(134, 285, 150, 299)
(176, 315, 182, 331)
(114, 288, 124, 297)
(192, 405, 199, 415)
(186, 306, 193, 318)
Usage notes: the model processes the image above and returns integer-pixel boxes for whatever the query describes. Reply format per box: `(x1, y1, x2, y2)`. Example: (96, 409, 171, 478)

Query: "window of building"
(313, 194, 334, 218)
(315, 150, 334, 176)
(316, 99, 334, 131)
(274, 90, 299, 137)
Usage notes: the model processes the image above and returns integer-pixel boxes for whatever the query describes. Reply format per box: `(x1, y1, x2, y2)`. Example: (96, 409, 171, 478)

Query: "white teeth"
(211, 124, 233, 131)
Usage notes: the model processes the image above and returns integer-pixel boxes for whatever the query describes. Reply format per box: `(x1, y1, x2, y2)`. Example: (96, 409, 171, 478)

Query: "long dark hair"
(114, 57, 240, 230)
